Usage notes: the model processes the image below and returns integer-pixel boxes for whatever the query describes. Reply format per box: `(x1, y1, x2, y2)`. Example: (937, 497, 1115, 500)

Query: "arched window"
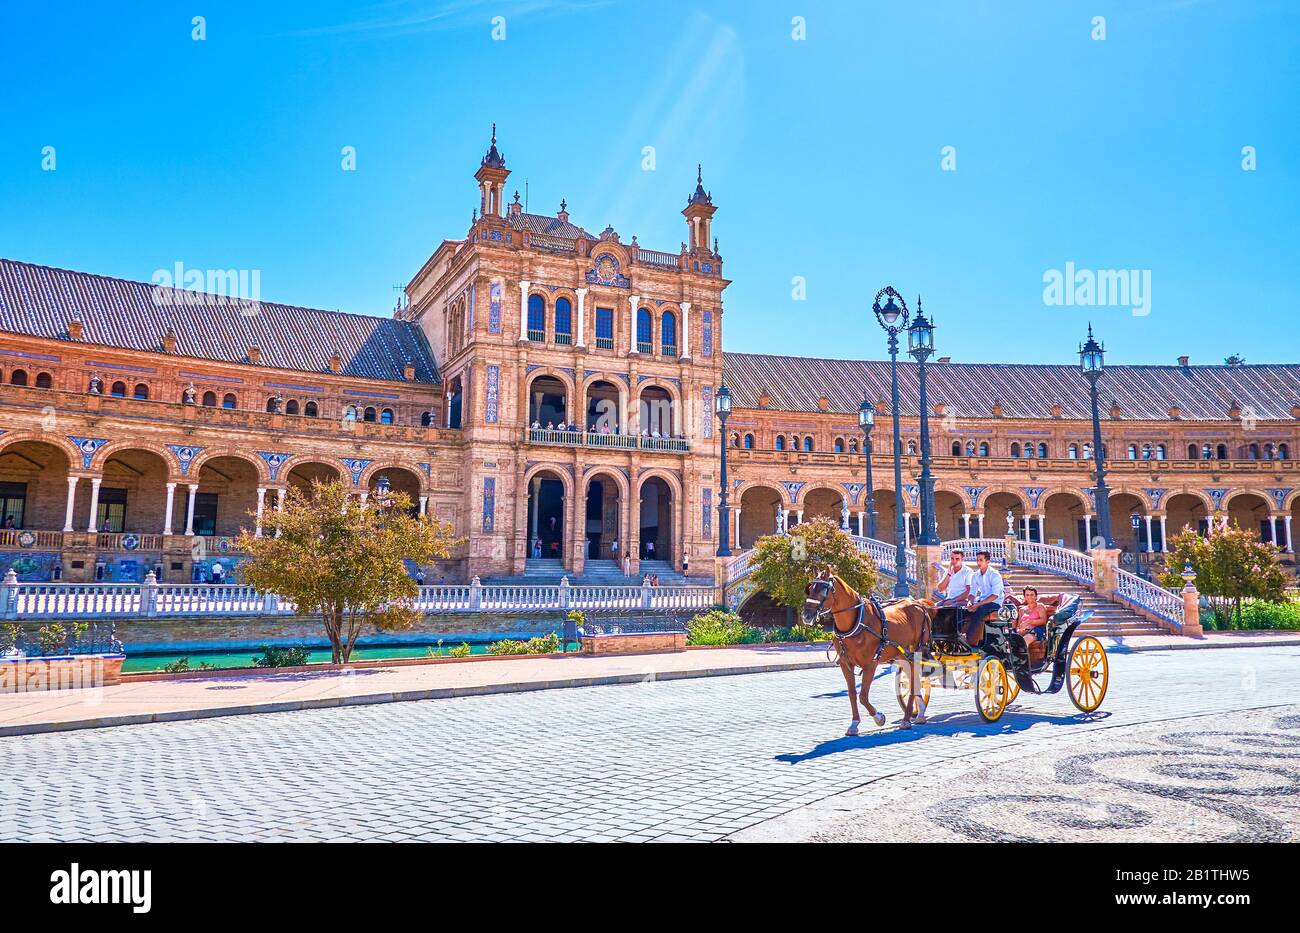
(1280, 444, 1290, 460)
(420, 411, 433, 427)
(1188, 444, 1198, 460)
(1156, 444, 1167, 460)
(1069, 444, 1080, 459)
(343, 405, 357, 421)
(1216, 444, 1228, 460)
(133, 383, 149, 400)
(222, 393, 237, 409)
(266, 397, 279, 413)
(837, 438, 847, 453)
(950, 441, 961, 456)
(661, 311, 677, 356)
(1024, 443, 1035, 459)
(202, 391, 217, 407)
(1010, 442, 1021, 458)
(9, 370, 27, 386)
(305, 401, 318, 417)
(743, 433, 754, 449)
(636, 308, 653, 353)
(1248, 444, 1260, 460)
(1141, 444, 1152, 460)
(554, 297, 572, 345)
(381, 408, 395, 425)
(110, 381, 127, 397)
(775, 436, 786, 451)
(526, 294, 546, 341)
(803, 436, 814, 452)
(363, 407, 377, 422)
(1127, 444, 1138, 460)
(979, 442, 990, 457)
(1039, 443, 1049, 458)
(285, 399, 299, 415)
(35, 371, 52, 389)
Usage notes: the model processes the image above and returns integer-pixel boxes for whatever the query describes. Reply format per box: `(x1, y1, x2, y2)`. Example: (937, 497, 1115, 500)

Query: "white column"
(162, 482, 176, 536)
(519, 280, 532, 340)
(255, 486, 266, 536)
(184, 484, 198, 535)
(1286, 515, 1294, 553)
(679, 301, 691, 359)
(734, 507, 741, 546)
(628, 295, 640, 352)
(1145, 515, 1155, 551)
(1084, 514, 1093, 548)
(1159, 515, 1168, 551)
(962, 513, 971, 537)
(1022, 515, 1030, 540)
(86, 478, 102, 533)
(1269, 514, 1279, 547)
(858, 511, 866, 537)
(419, 496, 428, 517)
(796, 509, 804, 526)
(530, 478, 540, 542)
(63, 476, 79, 532)
(575, 287, 588, 347)
(274, 489, 284, 538)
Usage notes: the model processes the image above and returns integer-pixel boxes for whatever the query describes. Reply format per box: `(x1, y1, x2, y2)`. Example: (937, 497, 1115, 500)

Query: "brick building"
(2, 129, 1299, 584)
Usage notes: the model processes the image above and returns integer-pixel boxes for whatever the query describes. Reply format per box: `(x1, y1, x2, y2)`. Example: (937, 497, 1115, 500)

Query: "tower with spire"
(682, 164, 717, 255)
(475, 124, 510, 218)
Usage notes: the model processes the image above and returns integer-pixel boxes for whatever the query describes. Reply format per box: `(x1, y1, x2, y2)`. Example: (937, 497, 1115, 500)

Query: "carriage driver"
(961, 550, 1005, 646)
(932, 549, 974, 638)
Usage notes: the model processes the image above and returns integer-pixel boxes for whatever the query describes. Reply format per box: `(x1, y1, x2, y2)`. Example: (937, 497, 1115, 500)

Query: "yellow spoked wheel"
(1067, 636, 1109, 712)
(1005, 672, 1021, 705)
(894, 664, 932, 717)
(976, 657, 1010, 722)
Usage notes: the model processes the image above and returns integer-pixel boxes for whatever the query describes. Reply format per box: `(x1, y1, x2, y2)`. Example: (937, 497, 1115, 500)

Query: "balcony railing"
(594, 336, 614, 350)
(525, 428, 688, 453)
(527, 329, 545, 342)
(637, 341, 653, 354)
(634, 248, 680, 269)
(0, 529, 66, 551)
(97, 532, 167, 552)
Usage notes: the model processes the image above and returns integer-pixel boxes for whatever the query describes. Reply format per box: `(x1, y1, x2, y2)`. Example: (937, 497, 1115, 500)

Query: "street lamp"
(1079, 324, 1115, 549)
(1131, 512, 1146, 579)
(714, 383, 732, 558)
(858, 399, 877, 539)
(874, 286, 911, 597)
(907, 298, 938, 546)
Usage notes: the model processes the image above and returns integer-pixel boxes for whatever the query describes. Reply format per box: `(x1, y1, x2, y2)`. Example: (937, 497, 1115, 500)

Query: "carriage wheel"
(894, 664, 932, 716)
(1067, 636, 1109, 712)
(976, 657, 1010, 722)
(1005, 673, 1021, 705)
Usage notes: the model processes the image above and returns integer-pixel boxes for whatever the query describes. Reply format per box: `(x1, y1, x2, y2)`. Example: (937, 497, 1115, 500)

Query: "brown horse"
(805, 569, 934, 735)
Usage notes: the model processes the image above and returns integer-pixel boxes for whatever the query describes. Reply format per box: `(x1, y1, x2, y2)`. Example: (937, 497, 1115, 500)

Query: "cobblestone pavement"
(1, 646, 1296, 842)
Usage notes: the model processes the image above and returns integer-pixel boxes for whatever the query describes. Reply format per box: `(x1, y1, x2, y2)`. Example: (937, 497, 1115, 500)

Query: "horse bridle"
(806, 575, 893, 661)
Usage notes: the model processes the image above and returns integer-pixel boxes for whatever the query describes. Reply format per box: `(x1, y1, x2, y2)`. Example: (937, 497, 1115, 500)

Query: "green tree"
(749, 517, 878, 612)
(1158, 523, 1286, 627)
(236, 480, 459, 663)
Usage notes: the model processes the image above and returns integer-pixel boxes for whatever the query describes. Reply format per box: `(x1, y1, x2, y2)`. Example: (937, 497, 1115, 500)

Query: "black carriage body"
(982, 597, 1088, 695)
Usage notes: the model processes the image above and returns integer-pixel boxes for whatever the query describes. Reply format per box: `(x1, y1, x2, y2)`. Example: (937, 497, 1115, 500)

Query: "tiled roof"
(723, 352, 1300, 422)
(0, 259, 439, 385)
(505, 211, 596, 241)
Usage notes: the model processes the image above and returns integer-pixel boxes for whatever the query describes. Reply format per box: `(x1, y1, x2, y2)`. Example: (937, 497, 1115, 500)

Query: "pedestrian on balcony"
(682, 554, 690, 576)
(556, 420, 567, 431)
(1, 515, 14, 529)
(531, 420, 541, 430)
(211, 561, 225, 585)
(546, 421, 555, 431)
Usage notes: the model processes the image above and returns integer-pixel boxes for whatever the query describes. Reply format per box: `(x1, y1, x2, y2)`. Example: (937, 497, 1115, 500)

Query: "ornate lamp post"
(874, 286, 911, 597)
(908, 299, 938, 546)
(714, 384, 732, 558)
(858, 399, 877, 538)
(1079, 324, 1115, 549)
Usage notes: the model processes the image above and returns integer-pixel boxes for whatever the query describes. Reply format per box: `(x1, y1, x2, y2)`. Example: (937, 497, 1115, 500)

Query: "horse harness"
(807, 577, 910, 663)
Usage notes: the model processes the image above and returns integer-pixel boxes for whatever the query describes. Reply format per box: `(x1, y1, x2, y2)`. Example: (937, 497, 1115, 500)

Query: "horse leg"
(840, 658, 861, 736)
(859, 659, 886, 727)
(912, 652, 928, 725)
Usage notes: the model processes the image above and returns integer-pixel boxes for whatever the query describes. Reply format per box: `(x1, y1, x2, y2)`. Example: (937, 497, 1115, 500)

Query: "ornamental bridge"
(1, 537, 1195, 637)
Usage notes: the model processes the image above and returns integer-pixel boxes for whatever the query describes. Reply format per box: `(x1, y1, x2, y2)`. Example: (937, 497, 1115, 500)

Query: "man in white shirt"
(933, 549, 974, 641)
(963, 550, 1005, 645)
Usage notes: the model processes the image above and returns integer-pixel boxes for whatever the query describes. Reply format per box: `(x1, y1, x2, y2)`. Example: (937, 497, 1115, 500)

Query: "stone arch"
(1042, 490, 1089, 549)
(635, 470, 679, 564)
(983, 488, 1030, 537)
(735, 479, 793, 509)
(283, 457, 348, 486)
(359, 461, 428, 494)
(0, 432, 85, 472)
(581, 373, 628, 433)
(525, 367, 576, 426)
(187, 448, 271, 485)
(92, 439, 183, 480)
(1109, 487, 1155, 513)
(582, 468, 628, 561)
(793, 480, 844, 508)
(583, 466, 630, 501)
(524, 462, 575, 500)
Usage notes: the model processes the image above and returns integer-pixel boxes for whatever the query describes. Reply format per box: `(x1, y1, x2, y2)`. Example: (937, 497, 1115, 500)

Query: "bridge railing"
(850, 536, 918, 583)
(1009, 541, 1096, 584)
(1113, 568, 1184, 630)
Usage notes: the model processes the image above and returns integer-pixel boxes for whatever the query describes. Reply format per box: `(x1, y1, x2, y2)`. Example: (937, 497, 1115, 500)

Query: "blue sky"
(1, 0, 1297, 365)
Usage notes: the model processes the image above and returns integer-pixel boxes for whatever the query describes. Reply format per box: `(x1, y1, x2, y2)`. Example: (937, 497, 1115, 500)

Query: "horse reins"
(808, 576, 906, 662)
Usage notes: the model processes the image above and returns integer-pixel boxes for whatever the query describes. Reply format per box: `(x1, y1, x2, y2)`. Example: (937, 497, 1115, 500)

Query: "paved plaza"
(0, 645, 1296, 842)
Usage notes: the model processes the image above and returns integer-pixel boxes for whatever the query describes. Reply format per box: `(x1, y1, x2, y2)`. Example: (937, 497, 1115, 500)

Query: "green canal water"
(120, 641, 578, 673)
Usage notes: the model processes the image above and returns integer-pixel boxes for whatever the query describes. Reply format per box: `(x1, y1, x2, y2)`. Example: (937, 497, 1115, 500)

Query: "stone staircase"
(1001, 565, 1170, 637)
(481, 558, 710, 588)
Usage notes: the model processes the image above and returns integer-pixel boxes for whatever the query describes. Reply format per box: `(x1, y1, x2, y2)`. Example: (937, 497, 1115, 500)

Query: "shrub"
(1238, 601, 1300, 631)
(449, 642, 471, 658)
(251, 645, 311, 667)
(785, 621, 832, 643)
(750, 517, 878, 612)
(0, 623, 21, 654)
(686, 608, 748, 646)
(488, 634, 559, 655)
(35, 624, 69, 656)
(161, 656, 218, 673)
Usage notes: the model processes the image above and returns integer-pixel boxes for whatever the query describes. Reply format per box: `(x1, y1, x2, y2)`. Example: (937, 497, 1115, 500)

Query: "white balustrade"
(1012, 541, 1095, 583)
(1114, 568, 1184, 629)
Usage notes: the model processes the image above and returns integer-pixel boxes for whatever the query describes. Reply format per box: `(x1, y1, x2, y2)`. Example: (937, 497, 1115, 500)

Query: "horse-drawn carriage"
(894, 592, 1110, 723)
(805, 570, 1109, 734)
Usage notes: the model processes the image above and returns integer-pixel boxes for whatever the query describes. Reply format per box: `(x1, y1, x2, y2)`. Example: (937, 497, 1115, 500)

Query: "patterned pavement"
(0, 645, 1297, 842)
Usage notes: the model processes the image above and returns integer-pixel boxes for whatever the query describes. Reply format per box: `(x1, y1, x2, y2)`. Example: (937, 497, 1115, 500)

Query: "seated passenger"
(1014, 586, 1049, 661)
(962, 550, 1004, 645)
(932, 550, 974, 638)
